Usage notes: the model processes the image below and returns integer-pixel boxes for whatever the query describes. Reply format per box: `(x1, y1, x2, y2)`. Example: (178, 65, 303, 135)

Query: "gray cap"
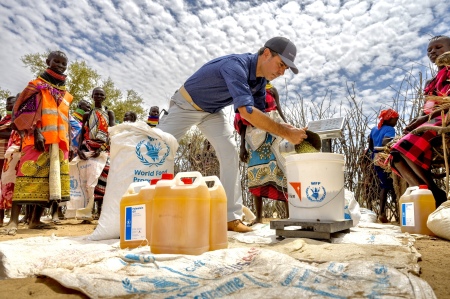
(264, 37, 298, 74)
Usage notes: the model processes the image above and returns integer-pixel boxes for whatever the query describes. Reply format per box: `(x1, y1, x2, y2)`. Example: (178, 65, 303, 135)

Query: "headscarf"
(377, 109, 399, 129)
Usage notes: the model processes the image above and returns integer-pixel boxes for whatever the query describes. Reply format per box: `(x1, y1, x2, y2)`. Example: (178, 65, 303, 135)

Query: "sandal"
(0, 227, 18, 236)
(28, 222, 57, 230)
(227, 219, 253, 233)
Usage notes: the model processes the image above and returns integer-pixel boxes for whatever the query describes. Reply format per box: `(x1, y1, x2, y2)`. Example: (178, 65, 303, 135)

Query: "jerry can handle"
(203, 175, 222, 190)
(174, 171, 204, 186)
(404, 186, 419, 196)
(126, 181, 151, 195)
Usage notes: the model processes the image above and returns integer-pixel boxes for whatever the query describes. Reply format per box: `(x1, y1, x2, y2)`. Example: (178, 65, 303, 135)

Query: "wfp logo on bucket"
(135, 137, 170, 167)
(306, 182, 326, 202)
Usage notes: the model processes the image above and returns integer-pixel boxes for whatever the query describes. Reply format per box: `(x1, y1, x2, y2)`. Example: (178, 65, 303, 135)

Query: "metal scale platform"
(270, 116, 352, 241)
(270, 219, 353, 241)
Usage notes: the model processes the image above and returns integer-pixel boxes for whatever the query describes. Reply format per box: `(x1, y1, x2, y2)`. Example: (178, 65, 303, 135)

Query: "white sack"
(41, 247, 435, 299)
(88, 121, 178, 241)
(344, 189, 361, 226)
(427, 200, 450, 241)
(66, 153, 108, 218)
(0, 226, 429, 298)
(359, 208, 378, 223)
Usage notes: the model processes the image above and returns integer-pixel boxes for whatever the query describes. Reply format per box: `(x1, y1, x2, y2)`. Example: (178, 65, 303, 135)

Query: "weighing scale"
(270, 219, 353, 241)
(307, 117, 345, 152)
(271, 117, 352, 241)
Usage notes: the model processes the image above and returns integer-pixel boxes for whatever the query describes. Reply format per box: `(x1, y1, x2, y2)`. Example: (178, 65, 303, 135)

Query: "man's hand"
(280, 123, 307, 144)
(238, 106, 308, 144)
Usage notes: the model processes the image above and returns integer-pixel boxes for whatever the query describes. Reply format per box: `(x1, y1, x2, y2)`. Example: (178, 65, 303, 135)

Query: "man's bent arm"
(238, 106, 307, 144)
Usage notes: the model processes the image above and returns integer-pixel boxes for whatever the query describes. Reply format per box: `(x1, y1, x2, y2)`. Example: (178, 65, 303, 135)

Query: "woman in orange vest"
(1, 51, 72, 236)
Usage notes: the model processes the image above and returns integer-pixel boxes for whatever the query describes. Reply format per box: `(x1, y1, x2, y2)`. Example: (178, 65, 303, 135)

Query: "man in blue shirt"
(158, 37, 307, 232)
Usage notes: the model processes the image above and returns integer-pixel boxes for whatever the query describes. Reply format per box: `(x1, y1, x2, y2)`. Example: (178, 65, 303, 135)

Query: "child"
(235, 82, 288, 224)
(1, 51, 73, 235)
(368, 109, 399, 223)
(123, 111, 137, 122)
(389, 35, 450, 208)
(147, 106, 159, 127)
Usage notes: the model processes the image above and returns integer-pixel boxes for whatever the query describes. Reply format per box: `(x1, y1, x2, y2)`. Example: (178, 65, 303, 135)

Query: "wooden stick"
(442, 110, 450, 200)
(49, 143, 61, 200)
(412, 126, 450, 135)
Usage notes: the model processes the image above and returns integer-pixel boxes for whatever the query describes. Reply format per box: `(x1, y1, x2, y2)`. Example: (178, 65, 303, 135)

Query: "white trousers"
(157, 91, 243, 221)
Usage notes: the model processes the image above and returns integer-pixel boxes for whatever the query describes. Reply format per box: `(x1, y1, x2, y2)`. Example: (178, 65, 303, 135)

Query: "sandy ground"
(0, 218, 449, 299)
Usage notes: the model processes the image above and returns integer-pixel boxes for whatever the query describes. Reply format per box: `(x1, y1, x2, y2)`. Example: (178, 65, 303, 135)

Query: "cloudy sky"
(0, 0, 449, 117)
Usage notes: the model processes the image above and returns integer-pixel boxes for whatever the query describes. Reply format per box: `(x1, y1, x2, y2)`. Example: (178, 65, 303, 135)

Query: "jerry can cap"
(419, 185, 429, 189)
(181, 178, 193, 184)
(161, 173, 174, 180)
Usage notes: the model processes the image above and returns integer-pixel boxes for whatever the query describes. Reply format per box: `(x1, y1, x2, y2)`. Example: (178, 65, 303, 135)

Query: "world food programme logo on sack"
(70, 177, 78, 190)
(305, 182, 326, 202)
(136, 136, 170, 167)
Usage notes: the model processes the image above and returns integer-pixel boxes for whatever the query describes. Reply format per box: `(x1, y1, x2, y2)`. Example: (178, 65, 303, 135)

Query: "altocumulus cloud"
(0, 0, 449, 115)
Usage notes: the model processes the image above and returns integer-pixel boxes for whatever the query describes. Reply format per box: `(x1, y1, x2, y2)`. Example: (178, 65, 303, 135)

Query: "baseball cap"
(264, 37, 298, 74)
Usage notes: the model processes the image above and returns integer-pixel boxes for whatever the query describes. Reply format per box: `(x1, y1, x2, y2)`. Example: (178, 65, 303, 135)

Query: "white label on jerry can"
(125, 204, 146, 241)
(401, 202, 415, 227)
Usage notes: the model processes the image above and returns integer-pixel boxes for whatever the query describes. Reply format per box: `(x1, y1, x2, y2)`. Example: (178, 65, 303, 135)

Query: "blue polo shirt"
(183, 53, 267, 113)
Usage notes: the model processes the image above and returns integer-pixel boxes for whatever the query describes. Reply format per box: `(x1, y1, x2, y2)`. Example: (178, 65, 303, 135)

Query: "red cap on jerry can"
(419, 185, 428, 189)
(161, 173, 174, 180)
(181, 178, 193, 184)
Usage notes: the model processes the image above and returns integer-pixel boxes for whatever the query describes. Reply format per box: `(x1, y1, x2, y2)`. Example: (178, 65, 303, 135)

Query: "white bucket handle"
(289, 185, 345, 209)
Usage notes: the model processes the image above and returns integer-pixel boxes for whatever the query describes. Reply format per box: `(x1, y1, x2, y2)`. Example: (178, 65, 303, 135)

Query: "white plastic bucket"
(285, 153, 345, 221)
